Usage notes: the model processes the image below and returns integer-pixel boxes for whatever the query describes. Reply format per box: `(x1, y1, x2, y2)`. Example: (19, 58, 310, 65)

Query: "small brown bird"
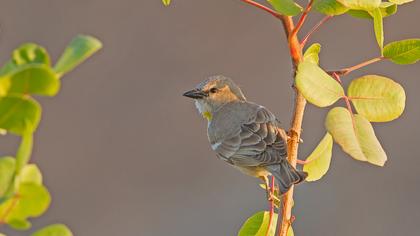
(183, 75, 307, 197)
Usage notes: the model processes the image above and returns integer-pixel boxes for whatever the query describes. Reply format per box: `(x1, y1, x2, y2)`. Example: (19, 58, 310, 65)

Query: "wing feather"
(213, 105, 288, 167)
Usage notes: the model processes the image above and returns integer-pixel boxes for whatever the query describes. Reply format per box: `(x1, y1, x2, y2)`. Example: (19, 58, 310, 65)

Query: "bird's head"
(183, 75, 246, 120)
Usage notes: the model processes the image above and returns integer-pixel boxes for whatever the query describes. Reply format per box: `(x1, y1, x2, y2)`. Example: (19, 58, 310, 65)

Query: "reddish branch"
(329, 57, 385, 76)
(290, 0, 314, 39)
(265, 176, 276, 236)
(301, 15, 333, 47)
(241, 0, 282, 19)
(279, 16, 306, 236)
(239, 1, 319, 236)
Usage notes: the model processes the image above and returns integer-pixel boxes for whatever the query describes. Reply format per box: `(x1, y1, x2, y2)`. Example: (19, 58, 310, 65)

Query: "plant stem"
(301, 15, 333, 48)
(290, 0, 314, 39)
(278, 15, 306, 236)
(329, 56, 384, 76)
(265, 176, 276, 236)
(241, 0, 282, 19)
(240, 2, 310, 236)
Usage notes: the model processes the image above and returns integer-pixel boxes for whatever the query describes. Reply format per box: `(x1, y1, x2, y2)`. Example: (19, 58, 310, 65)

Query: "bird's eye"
(209, 88, 218, 93)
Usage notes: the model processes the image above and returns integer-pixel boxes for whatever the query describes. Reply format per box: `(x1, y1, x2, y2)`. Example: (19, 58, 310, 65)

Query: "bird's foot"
(266, 187, 280, 203)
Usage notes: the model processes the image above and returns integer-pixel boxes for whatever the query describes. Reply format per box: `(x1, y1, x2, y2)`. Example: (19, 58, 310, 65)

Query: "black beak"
(182, 89, 208, 99)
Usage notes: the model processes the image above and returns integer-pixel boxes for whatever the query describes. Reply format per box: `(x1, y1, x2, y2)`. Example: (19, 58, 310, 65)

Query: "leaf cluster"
(237, 0, 419, 234)
(161, 0, 419, 235)
(0, 35, 102, 236)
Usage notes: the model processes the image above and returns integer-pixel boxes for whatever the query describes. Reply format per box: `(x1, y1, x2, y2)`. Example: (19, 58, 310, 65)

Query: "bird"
(183, 75, 307, 198)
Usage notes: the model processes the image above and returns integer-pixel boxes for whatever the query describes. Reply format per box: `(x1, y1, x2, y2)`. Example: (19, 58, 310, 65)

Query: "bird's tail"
(267, 160, 307, 195)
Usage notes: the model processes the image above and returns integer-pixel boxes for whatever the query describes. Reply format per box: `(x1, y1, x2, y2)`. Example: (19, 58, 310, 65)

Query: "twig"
(290, 0, 314, 39)
(301, 15, 333, 48)
(265, 176, 276, 236)
(328, 57, 384, 76)
(241, 0, 282, 19)
(331, 72, 342, 84)
(296, 157, 317, 165)
(344, 96, 357, 130)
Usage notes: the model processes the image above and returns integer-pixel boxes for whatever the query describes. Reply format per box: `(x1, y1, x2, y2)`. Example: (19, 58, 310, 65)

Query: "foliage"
(163, 0, 419, 235)
(0, 35, 102, 235)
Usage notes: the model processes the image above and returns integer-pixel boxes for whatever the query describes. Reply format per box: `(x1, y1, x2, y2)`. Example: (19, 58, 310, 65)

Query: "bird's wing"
(213, 105, 288, 166)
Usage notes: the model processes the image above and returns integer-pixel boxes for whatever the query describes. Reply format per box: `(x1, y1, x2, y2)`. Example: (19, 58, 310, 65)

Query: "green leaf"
(8, 218, 31, 230)
(32, 224, 73, 236)
(0, 183, 51, 223)
(15, 133, 33, 174)
(267, 0, 303, 16)
(314, 0, 349, 15)
(19, 164, 42, 185)
(0, 73, 11, 96)
(0, 96, 41, 135)
(347, 3, 397, 19)
(389, 0, 414, 4)
(0, 157, 16, 197)
(303, 43, 321, 64)
(12, 44, 50, 66)
(4, 64, 60, 96)
(337, 0, 381, 10)
(380, 2, 398, 17)
(238, 211, 278, 236)
(295, 61, 345, 107)
(287, 227, 294, 236)
(383, 39, 420, 64)
(371, 8, 384, 54)
(54, 35, 102, 76)
(0, 61, 17, 77)
(303, 133, 333, 181)
(325, 107, 387, 166)
(162, 0, 171, 6)
(348, 75, 405, 122)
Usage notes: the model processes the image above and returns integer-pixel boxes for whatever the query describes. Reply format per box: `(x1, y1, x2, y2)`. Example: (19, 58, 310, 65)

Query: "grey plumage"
(183, 75, 307, 195)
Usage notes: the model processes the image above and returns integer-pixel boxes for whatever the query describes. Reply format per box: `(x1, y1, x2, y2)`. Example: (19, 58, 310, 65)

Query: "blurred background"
(0, 0, 419, 235)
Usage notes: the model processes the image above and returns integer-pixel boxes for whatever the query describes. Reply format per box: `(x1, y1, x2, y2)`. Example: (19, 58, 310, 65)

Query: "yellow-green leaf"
(337, 0, 381, 10)
(4, 64, 60, 96)
(12, 43, 50, 66)
(389, 0, 413, 4)
(347, 2, 397, 19)
(287, 226, 294, 236)
(371, 8, 384, 55)
(314, 0, 349, 15)
(325, 107, 387, 166)
(0, 183, 51, 223)
(32, 224, 73, 236)
(0, 96, 41, 135)
(303, 133, 333, 181)
(54, 35, 102, 76)
(383, 39, 420, 64)
(238, 211, 278, 236)
(0, 157, 16, 197)
(19, 164, 42, 185)
(348, 75, 405, 122)
(267, 0, 303, 16)
(162, 0, 171, 6)
(303, 43, 321, 64)
(8, 218, 31, 230)
(296, 61, 345, 107)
